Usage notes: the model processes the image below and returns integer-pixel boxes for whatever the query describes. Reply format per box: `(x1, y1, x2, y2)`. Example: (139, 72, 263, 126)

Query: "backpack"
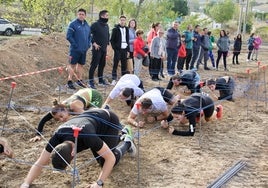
(178, 43, 186, 58)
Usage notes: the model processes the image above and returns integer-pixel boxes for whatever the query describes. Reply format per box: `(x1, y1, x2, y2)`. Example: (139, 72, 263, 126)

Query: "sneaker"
(204, 67, 210, 70)
(111, 80, 117, 86)
(99, 80, 110, 86)
(216, 104, 223, 119)
(87, 82, 96, 89)
(246, 59, 250, 62)
(66, 80, 76, 90)
(76, 80, 86, 88)
(103, 104, 110, 110)
(122, 125, 136, 157)
(224, 68, 229, 71)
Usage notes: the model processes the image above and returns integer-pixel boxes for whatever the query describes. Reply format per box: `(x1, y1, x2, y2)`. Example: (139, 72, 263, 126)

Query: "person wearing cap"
(206, 76, 235, 101)
(20, 108, 136, 188)
(127, 87, 177, 127)
(0, 137, 13, 158)
(30, 88, 103, 142)
(102, 74, 144, 109)
(166, 70, 201, 94)
(161, 93, 223, 136)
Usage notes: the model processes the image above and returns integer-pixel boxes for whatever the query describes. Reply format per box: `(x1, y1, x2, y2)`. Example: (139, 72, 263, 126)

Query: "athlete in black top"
(21, 109, 136, 188)
(166, 70, 201, 93)
(161, 93, 222, 136)
(207, 76, 235, 101)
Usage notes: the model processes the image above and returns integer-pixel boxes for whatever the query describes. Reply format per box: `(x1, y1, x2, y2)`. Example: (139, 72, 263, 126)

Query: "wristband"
(154, 116, 157, 121)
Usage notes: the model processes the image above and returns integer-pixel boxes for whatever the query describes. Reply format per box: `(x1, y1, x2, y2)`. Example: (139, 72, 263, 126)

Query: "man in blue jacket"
(66, 8, 91, 90)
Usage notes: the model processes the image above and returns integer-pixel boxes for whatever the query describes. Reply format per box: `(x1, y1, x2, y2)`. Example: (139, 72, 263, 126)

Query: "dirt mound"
(0, 34, 267, 188)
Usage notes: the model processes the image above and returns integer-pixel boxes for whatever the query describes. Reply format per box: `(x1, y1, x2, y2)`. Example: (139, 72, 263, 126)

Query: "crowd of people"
(0, 8, 258, 188)
(64, 8, 262, 90)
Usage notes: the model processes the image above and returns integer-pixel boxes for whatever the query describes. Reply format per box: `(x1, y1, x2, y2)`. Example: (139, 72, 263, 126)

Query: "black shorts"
(69, 51, 87, 65)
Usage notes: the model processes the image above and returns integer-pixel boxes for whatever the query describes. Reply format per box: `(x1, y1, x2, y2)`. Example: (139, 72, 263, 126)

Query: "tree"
(206, 0, 236, 24)
(169, 0, 189, 17)
(22, 0, 92, 31)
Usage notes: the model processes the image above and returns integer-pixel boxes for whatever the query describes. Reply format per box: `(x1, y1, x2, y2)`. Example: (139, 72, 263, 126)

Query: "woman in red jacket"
(133, 29, 148, 76)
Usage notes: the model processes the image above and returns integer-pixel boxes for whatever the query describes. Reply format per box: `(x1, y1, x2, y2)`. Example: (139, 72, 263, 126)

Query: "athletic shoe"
(122, 125, 136, 157)
(66, 80, 76, 90)
(111, 80, 117, 86)
(216, 104, 223, 119)
(204, 67, 210, 70)
(87, 82, 96, 89)
(103, 104, 110, 110)
(76, 80, 86, 88)
(99, 80, 110, 87)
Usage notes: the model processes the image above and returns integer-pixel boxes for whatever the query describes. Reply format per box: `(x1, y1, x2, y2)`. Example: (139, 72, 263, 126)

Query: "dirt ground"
(0, 33, 267, 188)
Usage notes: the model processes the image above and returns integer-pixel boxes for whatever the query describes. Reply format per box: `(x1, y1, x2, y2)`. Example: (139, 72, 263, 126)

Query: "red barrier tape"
(0, 66, 65, 81)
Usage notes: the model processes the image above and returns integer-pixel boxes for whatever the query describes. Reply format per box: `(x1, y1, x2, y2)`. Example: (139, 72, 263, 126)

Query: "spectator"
(183, 25, 193, 70)
(127, 19, 137, 74)
(176, 34, 186, 72)
(66, 8, 91, 90)
(197, 28, 210, 70)
(189, 25, 201, 70)
(88, 10, 110, 89)
(246, 33, 255, 62)
(133, 29, 148, 76)
(251, 34, 262, 61)
(232, 34, 242, 65)
(110, 15, 129, 84)
(150, 28, 167, 81)
(166, 21, 180, 75)
(147, 22, 161, 77)
(207, 31, 216, 69)
(215, 30, 230, 71)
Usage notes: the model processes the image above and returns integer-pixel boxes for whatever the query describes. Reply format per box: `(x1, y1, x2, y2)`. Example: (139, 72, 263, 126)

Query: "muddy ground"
(0, 34, 267, 188)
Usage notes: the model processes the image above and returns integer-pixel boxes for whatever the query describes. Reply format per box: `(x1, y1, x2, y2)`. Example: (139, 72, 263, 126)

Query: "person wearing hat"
(166, 70, 201, 94)
(102, 74, 144, 109)
(30, 88, 103, 142)
(161, 93, 223, 136)
(127, 87, 177, 127)
(20, 108, 136, 188)
(0, 137, 13, 158)
(206, 76, 235, 101)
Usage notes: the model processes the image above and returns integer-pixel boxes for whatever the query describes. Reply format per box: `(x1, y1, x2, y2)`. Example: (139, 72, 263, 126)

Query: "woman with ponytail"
(30, 88, 103, 142)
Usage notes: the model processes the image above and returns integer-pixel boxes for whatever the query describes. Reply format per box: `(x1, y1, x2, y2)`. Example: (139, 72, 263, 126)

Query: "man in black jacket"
(110, 15, 129, 83)
(88, 10, 110, 89)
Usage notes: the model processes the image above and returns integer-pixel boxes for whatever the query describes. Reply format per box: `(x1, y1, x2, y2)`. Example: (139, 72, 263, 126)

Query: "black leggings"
(155, 87, 174, 104)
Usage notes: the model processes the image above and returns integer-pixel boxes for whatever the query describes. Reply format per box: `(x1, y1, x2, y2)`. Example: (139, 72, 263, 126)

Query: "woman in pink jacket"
(252, 34, 262, 61)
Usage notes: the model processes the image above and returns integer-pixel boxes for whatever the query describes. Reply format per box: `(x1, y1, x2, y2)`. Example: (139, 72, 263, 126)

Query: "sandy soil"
(0, 34, 267, 188)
